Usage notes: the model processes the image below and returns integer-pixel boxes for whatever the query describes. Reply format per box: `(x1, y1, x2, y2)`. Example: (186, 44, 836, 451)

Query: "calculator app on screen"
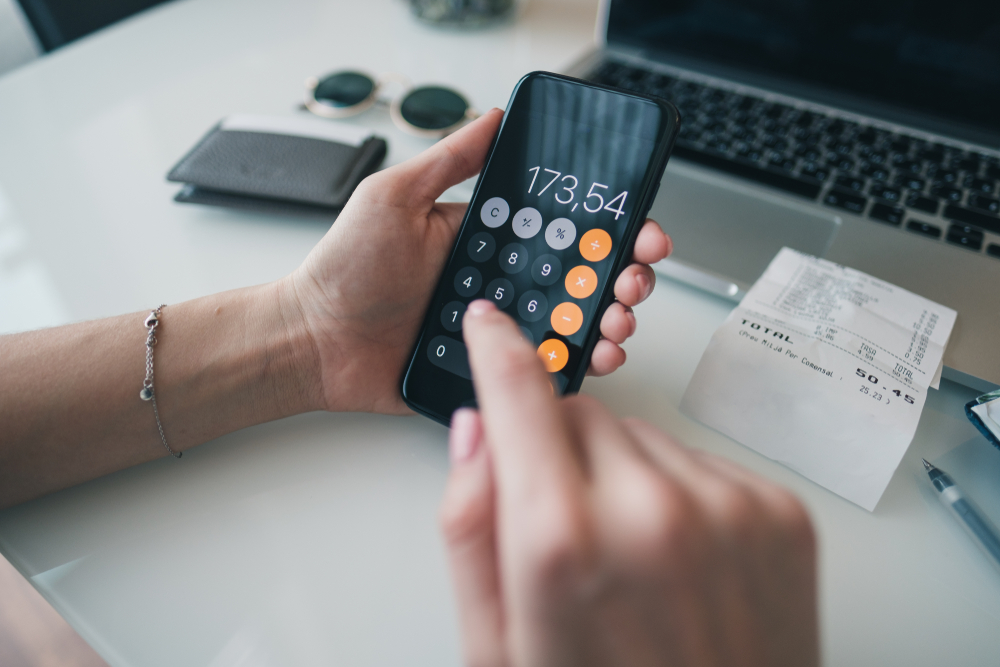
(402, 72, 678, 424)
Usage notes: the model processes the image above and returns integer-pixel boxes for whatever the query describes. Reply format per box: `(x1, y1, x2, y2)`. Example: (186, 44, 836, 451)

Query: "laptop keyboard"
(587, 60, 1000, 259)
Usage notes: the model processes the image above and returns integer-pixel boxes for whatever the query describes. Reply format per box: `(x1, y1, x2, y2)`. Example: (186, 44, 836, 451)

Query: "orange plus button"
(537, 339, 569, 373)
(551, 302, 583, 336)
(580, 228, 612, 262)
(565, 265, 598, 299)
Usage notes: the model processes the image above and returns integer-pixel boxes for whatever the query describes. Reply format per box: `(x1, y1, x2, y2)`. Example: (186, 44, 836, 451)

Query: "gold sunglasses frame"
(304, 71, 478, 139)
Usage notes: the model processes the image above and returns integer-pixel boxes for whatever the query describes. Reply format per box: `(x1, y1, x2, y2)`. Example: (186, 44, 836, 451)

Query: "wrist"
(268, 277, 325, 416)
(283, 264, 413, 415)
(153, 282, 323, 451)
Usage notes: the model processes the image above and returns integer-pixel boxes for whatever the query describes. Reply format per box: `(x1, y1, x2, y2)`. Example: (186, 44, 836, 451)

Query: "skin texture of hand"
(0, 106, 669, 507)
(440, 300, 820, 667)
(287, 108, 672, 414)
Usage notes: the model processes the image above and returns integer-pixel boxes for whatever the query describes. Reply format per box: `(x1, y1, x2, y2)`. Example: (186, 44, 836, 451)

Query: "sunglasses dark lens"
(314, 72, 375, 108)
(399, 86, 468, 130)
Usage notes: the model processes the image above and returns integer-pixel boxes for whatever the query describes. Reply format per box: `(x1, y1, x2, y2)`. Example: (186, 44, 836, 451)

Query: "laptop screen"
(606, 0, 1000, 135)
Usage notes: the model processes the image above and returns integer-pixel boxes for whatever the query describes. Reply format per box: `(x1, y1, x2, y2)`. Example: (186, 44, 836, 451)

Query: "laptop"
(565, 0, 1000, 391)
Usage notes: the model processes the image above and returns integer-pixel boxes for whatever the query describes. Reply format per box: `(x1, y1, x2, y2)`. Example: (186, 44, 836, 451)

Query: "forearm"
(0, 279, 321, 508)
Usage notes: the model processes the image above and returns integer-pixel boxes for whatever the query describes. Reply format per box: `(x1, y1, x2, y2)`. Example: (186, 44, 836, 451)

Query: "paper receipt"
(681, 248, 957, 510)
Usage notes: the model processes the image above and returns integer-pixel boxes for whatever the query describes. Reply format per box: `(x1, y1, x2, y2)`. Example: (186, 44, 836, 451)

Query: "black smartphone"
(402, 71, 679, 425)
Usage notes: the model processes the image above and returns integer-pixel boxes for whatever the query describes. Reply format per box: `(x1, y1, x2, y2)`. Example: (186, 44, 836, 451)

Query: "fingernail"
(626, 307, 637, 335)
(466, 300, 495, 318)
(636, 274, 652, 300)
(449, 408, 480, 463)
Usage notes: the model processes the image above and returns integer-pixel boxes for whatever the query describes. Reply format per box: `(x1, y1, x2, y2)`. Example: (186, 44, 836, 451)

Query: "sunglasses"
(304, 71, 477, 138)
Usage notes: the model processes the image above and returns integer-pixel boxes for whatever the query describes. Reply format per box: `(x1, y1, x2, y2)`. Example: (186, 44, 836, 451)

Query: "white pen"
(923, 459, 1000, 572)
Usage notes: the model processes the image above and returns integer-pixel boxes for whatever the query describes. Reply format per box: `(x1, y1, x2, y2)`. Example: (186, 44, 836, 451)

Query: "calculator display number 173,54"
(527, 166, 629, 220)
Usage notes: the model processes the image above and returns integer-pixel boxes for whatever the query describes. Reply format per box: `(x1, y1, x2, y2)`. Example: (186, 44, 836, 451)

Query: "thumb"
(440, 408, 506, 667)
(378, 108, 504, 208)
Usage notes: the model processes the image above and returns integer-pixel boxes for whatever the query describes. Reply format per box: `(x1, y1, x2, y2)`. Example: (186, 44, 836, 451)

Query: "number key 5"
(485, 278, 515, 309)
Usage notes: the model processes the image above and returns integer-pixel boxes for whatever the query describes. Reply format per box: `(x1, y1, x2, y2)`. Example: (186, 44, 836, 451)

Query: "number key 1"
(440, 301, 466, 332)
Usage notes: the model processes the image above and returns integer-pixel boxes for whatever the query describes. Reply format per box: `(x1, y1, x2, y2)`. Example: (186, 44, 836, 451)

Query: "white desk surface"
(1, 0, 999, 665)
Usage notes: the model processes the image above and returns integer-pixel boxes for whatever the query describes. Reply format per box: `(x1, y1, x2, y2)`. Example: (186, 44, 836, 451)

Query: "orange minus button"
(551, 302, 583, 336)
(537, 339, 569, 373)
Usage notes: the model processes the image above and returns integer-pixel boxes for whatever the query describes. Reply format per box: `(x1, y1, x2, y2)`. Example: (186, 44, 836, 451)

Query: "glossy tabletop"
(1, 0, 999, 665)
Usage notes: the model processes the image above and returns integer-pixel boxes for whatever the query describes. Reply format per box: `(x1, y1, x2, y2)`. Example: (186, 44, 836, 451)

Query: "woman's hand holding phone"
(442, 300, 821, 667)
(0, 103, 670, 506)
(288, 109, 671, 415)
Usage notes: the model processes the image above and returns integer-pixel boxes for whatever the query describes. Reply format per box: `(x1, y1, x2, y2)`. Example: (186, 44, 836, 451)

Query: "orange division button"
(551, 302, 583, 336)
(537, 339, 569, 373)
(565, 265, 598, 299)
(580, 228, 612, 262)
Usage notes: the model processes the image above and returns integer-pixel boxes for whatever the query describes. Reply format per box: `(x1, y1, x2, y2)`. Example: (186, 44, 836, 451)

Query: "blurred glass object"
(410, 0, 516, 27)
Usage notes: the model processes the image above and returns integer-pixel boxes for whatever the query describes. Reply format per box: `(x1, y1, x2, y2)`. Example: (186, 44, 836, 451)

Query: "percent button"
(545, 218, 577, 251)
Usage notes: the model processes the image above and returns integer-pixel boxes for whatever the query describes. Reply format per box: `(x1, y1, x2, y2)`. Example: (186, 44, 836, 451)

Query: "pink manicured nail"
(449, 408, 481, 463)
(466, 300, 495, 317)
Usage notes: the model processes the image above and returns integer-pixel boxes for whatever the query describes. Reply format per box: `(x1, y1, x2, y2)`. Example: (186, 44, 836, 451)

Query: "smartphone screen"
(402, 72, 679, 424)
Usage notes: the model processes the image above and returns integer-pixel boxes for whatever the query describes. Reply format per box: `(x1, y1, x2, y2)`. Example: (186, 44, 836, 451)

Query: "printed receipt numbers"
(681, 248, 957, 511)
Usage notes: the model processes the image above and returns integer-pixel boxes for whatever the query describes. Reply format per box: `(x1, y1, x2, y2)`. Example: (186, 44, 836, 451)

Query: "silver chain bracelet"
(140, 305, 182, 459)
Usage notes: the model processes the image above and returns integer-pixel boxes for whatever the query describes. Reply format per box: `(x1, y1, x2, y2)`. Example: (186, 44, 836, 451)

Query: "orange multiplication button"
(550, 302, 583, 336)
(537, 339, 569, 373)
(565, 265, 598, 299)
(579, 228, 612, 262)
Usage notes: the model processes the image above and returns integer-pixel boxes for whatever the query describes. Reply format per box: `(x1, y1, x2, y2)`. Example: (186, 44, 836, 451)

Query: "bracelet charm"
(141, 305, 181, 459)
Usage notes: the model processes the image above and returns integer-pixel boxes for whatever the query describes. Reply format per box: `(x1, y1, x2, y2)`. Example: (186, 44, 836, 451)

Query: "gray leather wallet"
(167, 115, 387, 217)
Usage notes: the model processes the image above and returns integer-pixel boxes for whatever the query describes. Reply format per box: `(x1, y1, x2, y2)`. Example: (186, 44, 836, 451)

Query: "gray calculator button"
(545, 218, 576, 250)
(454, 266, 482, 297)
(518, 290, 548, 323)
(499, 243, 528, 274)
(427, 336, 471, 380)
(485, 278, 515, 309)
(481, 197, 510, 228)
(512, 207, 543, 239)
(441, 301, 466, 332)
(468, 232, 496, 262)
(531, 254, 562, 286)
